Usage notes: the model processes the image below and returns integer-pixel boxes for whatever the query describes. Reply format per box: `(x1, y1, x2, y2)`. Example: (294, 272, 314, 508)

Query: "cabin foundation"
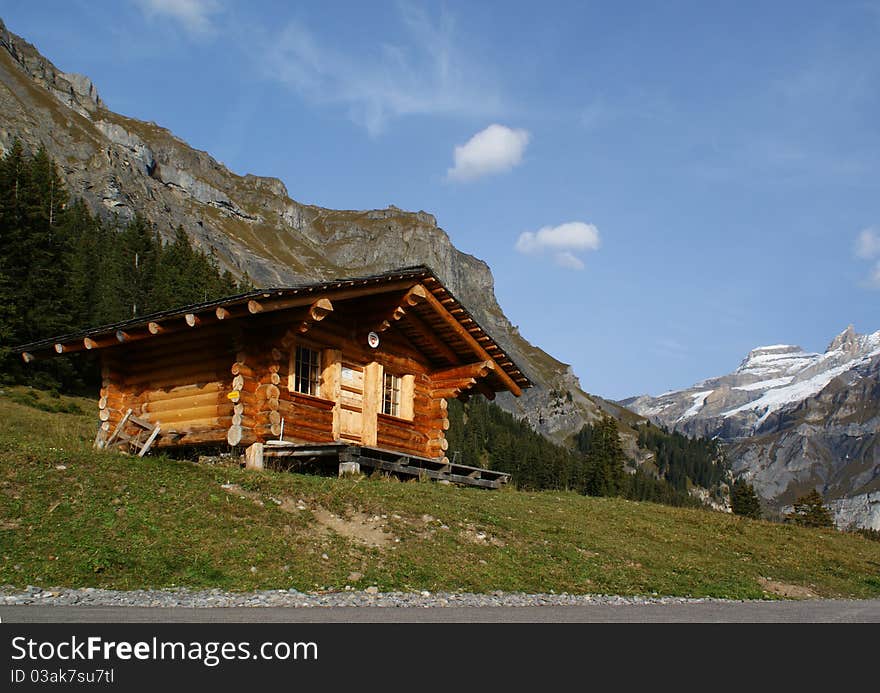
(259, 441, 511, 489)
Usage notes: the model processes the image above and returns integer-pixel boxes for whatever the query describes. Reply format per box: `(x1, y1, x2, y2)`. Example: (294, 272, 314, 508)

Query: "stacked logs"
(97, 362, 126, 442)
(376, 414, 427, 456)
(411, 373, 450, 459)
(277, 392, 335, 444)
(425, 397, 450, 458)
(227, 355, 260, 447)
(140, 382, 230, 445)
(253, 348, 283, 440)
(99, 342, 235, 448)
(122, 332, 232, 444)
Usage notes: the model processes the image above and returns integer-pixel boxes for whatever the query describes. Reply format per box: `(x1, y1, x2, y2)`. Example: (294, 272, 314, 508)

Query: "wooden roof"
(17, 266, 531, 395)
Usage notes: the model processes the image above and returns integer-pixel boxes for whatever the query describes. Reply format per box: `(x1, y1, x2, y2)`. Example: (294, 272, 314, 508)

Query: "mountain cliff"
(623, 326, 880, 529)
(0, 18, 628, 444)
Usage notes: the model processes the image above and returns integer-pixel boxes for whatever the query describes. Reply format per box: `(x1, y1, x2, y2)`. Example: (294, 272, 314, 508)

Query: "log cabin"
(17, 266, 531, 487)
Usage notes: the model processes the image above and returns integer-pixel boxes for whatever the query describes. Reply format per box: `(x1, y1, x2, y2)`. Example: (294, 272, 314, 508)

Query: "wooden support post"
(245, 442, 264, 470)
(322, 349, 342, 440)
(362, 362, 382, 446)
(399, 374, 415, 420)
(338, 460, 361, 477)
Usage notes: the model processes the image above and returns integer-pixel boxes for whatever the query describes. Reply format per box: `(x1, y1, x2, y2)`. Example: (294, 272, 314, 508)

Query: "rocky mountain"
(0, 18, 634, 446)
(623, 326, 880, 529)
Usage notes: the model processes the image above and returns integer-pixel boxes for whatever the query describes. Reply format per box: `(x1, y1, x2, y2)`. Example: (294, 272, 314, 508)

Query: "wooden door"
(339, 362, 364, 442)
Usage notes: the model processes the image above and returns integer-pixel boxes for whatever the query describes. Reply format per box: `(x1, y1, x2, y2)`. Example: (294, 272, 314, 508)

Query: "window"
(383, 372, 401, 417)
(292, 345, 321, 396)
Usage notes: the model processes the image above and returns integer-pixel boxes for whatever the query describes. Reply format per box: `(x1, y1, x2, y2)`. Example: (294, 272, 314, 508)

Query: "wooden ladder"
(101, 408, 161, 457)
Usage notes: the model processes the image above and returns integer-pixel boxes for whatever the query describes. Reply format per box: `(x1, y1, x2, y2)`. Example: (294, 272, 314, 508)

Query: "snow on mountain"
(734, 345, 821, 380)
(620, 325, 880, 528)
(682, 391, 713, 419)
(721, 355, 878, 428)
(625, 325, 880, 437)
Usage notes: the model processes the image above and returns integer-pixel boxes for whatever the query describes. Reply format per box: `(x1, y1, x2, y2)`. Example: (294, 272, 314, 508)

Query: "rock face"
(623, 326, 880, 526)
(0, 18, 623, 445)
(829, 492, 880, 532)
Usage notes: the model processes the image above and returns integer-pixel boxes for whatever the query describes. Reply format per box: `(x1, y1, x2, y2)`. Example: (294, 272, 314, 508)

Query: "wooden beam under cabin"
(278, 298, 335, 344)
(54, 342, 79, 354)
(85, 335, 125, 350)
(112, 328, 160, 347)
(369, 284, 429, 335)
(431, 360, 495, 382)
(308, 298, 334, 321)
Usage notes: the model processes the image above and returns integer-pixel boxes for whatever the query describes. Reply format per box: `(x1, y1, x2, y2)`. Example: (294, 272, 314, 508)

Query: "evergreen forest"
(446, 397, 727, 508)
(0, 142, 250, 391)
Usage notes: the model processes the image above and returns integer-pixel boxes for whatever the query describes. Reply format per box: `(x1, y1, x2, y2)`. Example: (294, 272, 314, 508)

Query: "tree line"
(446, 397, 706, 508)
(0, 142, 251, 391)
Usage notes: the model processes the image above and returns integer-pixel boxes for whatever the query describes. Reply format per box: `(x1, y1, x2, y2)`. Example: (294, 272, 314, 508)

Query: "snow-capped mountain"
(622, 326, 880, 529)
(625, 326, 880, 439)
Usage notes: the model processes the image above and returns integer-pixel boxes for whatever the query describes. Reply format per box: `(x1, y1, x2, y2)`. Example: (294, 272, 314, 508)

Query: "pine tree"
(730, 479, 762, 519)
(786, 490, 834, 529)
(0, 146, 259, 391)
(579, 415, 626, 497)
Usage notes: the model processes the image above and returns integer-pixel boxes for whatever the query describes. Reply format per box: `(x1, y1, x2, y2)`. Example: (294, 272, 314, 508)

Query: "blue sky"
(3, 1, 879, 399)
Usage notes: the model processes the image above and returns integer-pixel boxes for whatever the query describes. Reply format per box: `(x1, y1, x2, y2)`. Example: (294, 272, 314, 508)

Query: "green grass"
(1, 392, 879, 599)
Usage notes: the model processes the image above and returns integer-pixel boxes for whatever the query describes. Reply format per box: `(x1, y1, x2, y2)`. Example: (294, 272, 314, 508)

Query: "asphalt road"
(3, 600, 880, 623)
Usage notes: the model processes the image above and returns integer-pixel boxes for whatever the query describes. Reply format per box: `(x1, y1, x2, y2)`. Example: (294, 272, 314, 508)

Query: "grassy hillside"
(1, 389, 879, 599)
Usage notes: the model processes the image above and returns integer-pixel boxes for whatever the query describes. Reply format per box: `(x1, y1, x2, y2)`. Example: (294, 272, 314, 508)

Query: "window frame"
(290, 344, 322, 397)
(382, 371, 402, 418)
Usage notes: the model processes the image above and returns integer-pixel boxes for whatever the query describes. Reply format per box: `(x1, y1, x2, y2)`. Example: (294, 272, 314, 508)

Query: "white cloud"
(554, 251, 585, 271)
(446, 124, 530, 182)
(266, 6, 503, 135)
(855, 227, 880, 259)
(515, 221, 601, 270)
(134, 0, 219, 35)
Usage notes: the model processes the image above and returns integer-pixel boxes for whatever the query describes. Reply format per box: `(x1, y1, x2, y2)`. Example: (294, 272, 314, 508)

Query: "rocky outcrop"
(624, 327, 880, 527)
(0, 17, 616, 445)
(830, 492, 880, 531)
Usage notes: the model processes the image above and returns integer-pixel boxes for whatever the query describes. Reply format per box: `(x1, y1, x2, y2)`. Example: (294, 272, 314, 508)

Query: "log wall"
(277, 391, 335, 444)
(94, 295, 472, 459)
(99, 323, 235, 448)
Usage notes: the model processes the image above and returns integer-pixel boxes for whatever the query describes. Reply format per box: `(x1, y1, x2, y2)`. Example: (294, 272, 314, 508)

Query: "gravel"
(0, 585, 734, 608)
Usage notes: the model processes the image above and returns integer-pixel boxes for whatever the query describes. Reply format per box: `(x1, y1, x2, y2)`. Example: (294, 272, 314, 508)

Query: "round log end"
(227, 425, 243, 447)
